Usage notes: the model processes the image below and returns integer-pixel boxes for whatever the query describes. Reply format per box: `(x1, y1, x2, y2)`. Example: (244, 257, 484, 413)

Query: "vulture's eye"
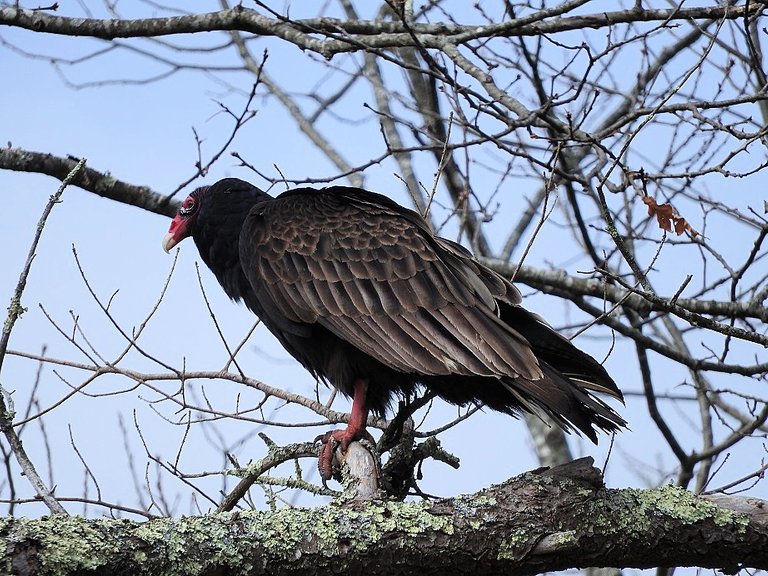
(180, 196, 197, 216)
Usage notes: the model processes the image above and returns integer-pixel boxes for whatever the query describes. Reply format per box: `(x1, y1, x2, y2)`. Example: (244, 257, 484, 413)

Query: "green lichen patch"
(0, 504, 455, 576)
(3, 295, 27, 332)
(547, 529, 577, 546)
(641, 485, 749, 531)
(133, 514, 255, 575)
(3, 515, 122, 575)
(451, 492, 498, 520)
(589, 484, 750, 538)
(497, 527, 531, 560)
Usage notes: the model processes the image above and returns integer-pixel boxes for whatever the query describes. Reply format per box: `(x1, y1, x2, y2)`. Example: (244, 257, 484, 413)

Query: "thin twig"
(0, 158, 86, 515)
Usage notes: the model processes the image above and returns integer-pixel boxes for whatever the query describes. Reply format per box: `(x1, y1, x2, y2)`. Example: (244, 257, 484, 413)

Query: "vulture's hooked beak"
(161, 232, 178, 253)
(162, 214, 189, 253)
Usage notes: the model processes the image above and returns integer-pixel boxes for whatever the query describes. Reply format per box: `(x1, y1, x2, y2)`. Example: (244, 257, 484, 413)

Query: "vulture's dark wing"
(239, 186, 544, 381)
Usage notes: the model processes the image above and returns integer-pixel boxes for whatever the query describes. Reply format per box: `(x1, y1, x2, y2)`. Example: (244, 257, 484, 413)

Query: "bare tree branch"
(0, 146, 175, 216)
(1, 4, 765, 47)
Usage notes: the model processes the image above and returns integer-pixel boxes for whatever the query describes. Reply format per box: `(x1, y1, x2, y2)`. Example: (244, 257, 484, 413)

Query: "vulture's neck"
(194, 205, 256, 305)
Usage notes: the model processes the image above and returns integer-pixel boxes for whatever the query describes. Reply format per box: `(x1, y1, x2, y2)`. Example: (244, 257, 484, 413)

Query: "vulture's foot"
(318, 427, 375, 481)
(318, 378, 372, 481)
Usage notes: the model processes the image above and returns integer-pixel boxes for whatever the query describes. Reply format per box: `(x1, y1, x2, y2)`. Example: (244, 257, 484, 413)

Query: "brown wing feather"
(239, 187, 542, 382)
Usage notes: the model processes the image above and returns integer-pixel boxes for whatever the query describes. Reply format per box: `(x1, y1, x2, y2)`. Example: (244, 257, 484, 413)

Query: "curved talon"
(318, 427, 377, 481)
(318, 431, 338, 481)
(318, 429, 355, 481)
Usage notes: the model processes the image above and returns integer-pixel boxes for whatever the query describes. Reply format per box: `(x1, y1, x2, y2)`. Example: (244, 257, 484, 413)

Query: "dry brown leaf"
(641, 196, 699, 238)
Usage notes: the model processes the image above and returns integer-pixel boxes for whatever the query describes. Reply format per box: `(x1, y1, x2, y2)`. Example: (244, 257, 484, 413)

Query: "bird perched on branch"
(162, 178, 625, 479)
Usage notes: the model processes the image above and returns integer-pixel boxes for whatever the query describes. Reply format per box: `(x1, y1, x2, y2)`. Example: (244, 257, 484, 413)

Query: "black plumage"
(163, 177, 624, 475)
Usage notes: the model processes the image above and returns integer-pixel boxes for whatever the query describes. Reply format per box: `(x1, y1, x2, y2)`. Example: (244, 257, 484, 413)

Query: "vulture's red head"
(162, 187, 207, 253)
(161, 177, 272, 303)
(162, 178, 269, 254)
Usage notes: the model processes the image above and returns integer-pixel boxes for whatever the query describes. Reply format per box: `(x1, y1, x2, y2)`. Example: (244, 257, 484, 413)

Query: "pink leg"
(319, 378, 370, 480)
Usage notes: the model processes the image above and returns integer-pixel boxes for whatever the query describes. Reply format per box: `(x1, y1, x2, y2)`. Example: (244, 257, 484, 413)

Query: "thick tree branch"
(1, 459, 765, 575)
(0, 146, 176, 217)
(483, 258, 768, 324)
(1, 4, 765, 48)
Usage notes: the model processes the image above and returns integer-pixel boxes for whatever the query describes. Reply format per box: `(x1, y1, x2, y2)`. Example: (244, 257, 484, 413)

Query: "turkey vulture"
(162, 178, 624, 479)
